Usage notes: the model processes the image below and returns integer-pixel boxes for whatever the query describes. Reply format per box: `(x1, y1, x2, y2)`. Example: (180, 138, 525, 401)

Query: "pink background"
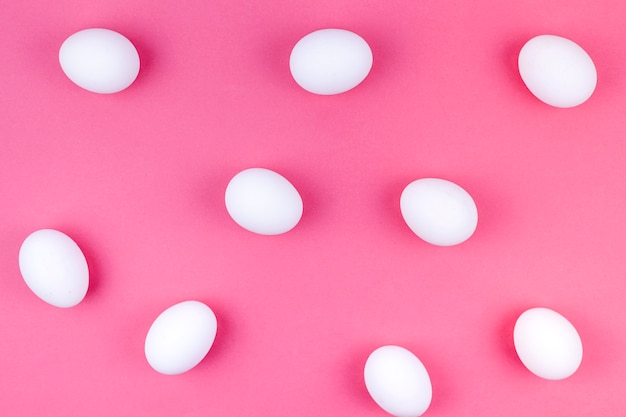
(1, 0, 626, 415)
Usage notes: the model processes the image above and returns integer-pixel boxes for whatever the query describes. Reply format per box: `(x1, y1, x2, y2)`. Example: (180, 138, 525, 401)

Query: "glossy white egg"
(518, 34, 597, 108)
(400, 178, 478, 246)
(513, 307, 583, 380)
(145, 300, 218, 375)
(364, 345, 432, 417)
(289, 28, 373, 95)
(59, 28, 140, 94)
(225, 167, 303, 235)
(18, 229, 89, 308)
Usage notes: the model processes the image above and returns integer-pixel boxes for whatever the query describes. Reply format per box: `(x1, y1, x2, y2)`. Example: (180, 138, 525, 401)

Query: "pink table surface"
(2, 1, 626, 416)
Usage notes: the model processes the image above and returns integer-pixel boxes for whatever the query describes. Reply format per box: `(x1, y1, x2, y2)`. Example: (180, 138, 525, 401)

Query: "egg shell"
(18, 229, 89, 308)
(513, 307, 583, 380)
(59, 28, 140, 94)
(400, 178, 478, 246)
(518, 34, 597, 108)
(289, 28, 373, 95)
(225, 167, 303, 235)
(144, 300, 218, 375)
(364, 345, 432, 417)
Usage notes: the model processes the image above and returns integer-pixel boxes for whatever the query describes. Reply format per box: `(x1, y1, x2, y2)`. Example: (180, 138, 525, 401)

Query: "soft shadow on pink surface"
(190, 172, 232, 226)
(500, 39, 528, 93)
(122, 29, 157, 92)
(60, 225, 103, 298)
(381, 177, 409, 227)
(414, 345, 452, 415)
(496, 307, 526, 374)
(197, 299, 232, 366)
(342, 345, 383, 413)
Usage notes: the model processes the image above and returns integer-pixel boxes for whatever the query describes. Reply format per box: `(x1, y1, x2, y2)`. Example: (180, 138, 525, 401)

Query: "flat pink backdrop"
(1, 1, 625, 416)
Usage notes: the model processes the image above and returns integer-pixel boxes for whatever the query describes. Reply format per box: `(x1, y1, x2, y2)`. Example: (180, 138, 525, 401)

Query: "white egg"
(225, 168, 303, 235)
(59, 28, 140, 94)
(513, 307, 583, 380)
(145, 300, 218, 375)
(400, 178, 478, 246)
(518, 34, 597, 108)
(18, 229, 89, 308)
(289, 28, 373, 95)
(364, 345, 432, 417)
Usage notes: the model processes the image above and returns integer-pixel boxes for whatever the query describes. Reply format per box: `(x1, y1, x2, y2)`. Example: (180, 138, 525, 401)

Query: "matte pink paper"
(1, 0, 626, 416)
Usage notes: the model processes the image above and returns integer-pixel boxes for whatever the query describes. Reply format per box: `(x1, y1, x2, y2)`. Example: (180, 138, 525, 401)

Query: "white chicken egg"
(144, 300, 218, 375)
(364, 345, 432, 417)
(289, 28, 373, 95)
(518, 34, 597, 108)
(59, 28, 140, 94)
(400, 178, 478, 246)
(225, 167, 303, 235)
(513, 307, 583, 380)
(18, 229, 89, 308)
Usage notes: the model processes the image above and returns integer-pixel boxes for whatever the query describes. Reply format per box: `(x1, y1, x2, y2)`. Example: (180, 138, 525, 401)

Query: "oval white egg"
(364, 345, 432, 417)
(59, 28, 140, 94)
(18, 229, 89, 308)
(518, 34, 597, 108)
(513, 307, 583, 380)
(400, 178, 478, 246)
(225, 167, 303, 235)
(145, 300, 218, 375)
(289, 28, 373, 95)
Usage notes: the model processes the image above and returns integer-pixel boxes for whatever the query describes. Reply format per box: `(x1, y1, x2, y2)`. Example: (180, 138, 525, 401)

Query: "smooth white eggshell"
(145, 300, 218, 375)
(59, 28, 140, 94)
(18, 229, 89, 308)
(400, 178, 478, 246)
(513, 307, 583, 380)
(518, 34, 597, 108)
(289, 28, 373, 95)
(225, 167, 303, 235)
(364, 345, 432, 417)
